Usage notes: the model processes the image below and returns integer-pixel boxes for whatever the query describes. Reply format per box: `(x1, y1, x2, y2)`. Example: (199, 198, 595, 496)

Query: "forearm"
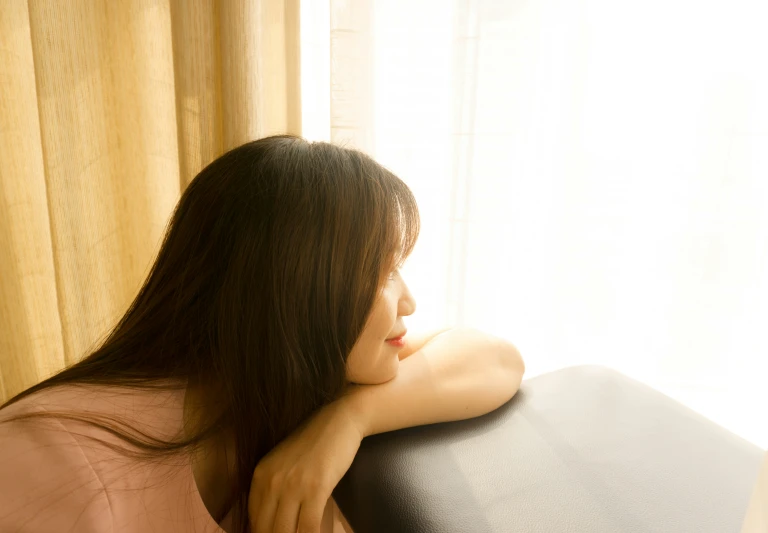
(342, 328, 525, 437)
(397, 327, 451, 360)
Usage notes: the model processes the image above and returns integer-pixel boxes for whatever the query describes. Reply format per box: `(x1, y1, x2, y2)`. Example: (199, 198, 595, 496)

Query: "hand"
(248, 395, 366, 533)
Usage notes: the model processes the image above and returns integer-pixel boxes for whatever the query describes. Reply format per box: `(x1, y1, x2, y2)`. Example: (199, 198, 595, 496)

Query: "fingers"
(252, 490, 279, 533)
(273, 497, 301, 533)
(273, 491, 327, 533)
(296, 499, 326, 533)
(249, 466, 330, 533)
(252, 493, 325, 533)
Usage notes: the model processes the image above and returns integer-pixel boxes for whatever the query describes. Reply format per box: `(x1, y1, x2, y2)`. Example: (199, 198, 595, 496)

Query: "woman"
(0, 135, 525, 533)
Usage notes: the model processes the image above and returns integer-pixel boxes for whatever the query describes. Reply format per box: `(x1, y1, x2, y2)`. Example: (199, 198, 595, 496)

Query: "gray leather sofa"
(334, 366, 763, 532)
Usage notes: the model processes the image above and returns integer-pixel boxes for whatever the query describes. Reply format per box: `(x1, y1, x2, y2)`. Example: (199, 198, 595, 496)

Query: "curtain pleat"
(330, 0, 374, 152)
(0, 0, 301, 402)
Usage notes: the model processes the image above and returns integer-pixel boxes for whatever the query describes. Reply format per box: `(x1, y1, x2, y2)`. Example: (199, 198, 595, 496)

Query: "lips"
(386, 331, 407, 341)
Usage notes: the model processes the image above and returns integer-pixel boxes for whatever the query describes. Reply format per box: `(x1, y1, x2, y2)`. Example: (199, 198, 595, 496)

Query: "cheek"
(344, 291, 400, 384)
(373, 294, 398, 337)
(345, 330, 400, 385)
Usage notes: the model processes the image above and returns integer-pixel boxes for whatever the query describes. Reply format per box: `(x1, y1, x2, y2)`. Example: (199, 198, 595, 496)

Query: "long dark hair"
(0, 135, 420, 532)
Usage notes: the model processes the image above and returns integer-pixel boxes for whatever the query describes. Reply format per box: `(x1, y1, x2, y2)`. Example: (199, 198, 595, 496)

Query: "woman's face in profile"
(346, 269, 416, 385)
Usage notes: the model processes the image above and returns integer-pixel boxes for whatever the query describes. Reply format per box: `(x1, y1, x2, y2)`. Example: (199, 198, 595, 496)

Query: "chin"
(350, 357, 400, 385)
(379, 356, 400, 383)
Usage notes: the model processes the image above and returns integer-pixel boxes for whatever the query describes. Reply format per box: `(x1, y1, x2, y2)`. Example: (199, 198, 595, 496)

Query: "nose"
(398, 279, 416, 317)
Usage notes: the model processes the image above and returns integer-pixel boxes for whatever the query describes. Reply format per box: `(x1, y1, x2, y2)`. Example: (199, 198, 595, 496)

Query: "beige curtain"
(0, 0, 301, 402)
(329, 0, 373, 153)
(316, 0, 768, 446)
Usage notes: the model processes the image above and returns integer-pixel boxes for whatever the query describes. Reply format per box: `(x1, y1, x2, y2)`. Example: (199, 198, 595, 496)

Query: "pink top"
(0, 382, 229, 533)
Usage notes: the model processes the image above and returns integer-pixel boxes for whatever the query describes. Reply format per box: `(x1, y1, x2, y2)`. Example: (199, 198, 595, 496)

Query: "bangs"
(383, 172, 420, 274)
(336, 144, 420, 284)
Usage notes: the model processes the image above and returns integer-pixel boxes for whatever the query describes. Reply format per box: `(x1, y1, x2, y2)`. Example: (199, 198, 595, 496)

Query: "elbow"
(476, 339, 525, 414)
(498, 339, 525, 377)
(457, 328, 526, 377)
(495, 339, 525, 399)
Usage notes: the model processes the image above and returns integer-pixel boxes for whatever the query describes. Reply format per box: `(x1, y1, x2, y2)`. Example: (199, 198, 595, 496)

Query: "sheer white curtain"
(303, 0, 768, 447)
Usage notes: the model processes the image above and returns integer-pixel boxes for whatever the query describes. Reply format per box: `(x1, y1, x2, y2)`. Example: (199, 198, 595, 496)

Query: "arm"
(250, 327, 525, 533)
(343, 327, 525, 437)
(397, 327, 450, 360)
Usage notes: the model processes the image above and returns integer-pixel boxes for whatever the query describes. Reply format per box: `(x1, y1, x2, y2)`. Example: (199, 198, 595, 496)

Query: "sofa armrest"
(334, 365, 763, 533)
